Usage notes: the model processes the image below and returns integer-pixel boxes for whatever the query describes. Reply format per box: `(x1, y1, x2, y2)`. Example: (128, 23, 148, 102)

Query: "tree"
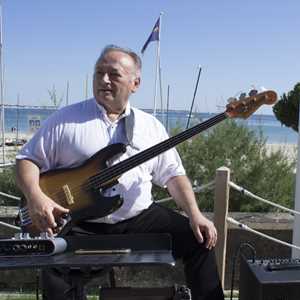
(273, 83, 300, 132)
(153, 120, 296, 212)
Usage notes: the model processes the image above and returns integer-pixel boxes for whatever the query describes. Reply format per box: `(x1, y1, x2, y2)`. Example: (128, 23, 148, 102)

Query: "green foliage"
(273, 83, 300, 132)
(153, 120, 296, 212)
(0, 167, 22, 206)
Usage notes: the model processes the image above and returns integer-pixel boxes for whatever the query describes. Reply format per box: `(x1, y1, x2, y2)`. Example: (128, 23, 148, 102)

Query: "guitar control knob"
(40, 232, 50, 239)
(23, 233, 30, 239)
(14, 233, 23, 240)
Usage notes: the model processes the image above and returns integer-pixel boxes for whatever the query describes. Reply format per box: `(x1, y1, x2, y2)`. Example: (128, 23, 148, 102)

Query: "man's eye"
(110, 73, 121, 77)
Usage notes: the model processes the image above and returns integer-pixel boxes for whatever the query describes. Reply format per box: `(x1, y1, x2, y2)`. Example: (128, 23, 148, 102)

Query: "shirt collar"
(95, 98, 131, 122)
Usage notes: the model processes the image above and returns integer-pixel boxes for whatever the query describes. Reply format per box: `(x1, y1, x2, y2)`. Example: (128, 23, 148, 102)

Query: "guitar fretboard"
(88, 112, 227, 189)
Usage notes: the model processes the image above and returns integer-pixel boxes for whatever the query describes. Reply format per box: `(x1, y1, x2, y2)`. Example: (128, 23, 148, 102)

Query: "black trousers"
(42, 203, 224, 300)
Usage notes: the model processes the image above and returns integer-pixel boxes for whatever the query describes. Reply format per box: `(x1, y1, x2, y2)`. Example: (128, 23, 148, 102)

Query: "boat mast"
(186, 65, 202, 129)
(85, 74, 88, 99)
(16, 93, 20, 143)
(0, 5, 5, 163)
(66, 80, 69, 106)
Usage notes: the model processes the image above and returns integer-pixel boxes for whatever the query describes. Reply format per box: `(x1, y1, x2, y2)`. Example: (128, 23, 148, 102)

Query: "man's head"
(93, 45, 142, 114)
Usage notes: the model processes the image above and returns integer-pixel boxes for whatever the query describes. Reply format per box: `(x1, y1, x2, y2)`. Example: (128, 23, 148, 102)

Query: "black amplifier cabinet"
(239, 257, 300, 300)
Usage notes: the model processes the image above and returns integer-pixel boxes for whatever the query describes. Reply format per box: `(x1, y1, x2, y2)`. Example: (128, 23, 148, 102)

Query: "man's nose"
(102, 73, 110, 83)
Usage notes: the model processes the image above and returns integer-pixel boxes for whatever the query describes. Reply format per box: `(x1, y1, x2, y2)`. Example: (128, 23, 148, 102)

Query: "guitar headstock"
(225, 90, 277, 119)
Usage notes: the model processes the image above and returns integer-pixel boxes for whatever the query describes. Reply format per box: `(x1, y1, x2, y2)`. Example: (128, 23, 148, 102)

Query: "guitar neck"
(94, 112, 228, 186)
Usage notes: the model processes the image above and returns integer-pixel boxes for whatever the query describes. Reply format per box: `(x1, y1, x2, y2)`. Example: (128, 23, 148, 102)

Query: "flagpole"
(153, 12, 163, 117)
(16, 93, 20, 143)
(159, 66, 164, 124)
(0, 5, 5, 164)
(166, 84, 170, 133)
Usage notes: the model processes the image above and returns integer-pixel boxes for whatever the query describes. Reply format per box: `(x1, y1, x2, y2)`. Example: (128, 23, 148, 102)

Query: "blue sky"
(3, 0, 300, 114)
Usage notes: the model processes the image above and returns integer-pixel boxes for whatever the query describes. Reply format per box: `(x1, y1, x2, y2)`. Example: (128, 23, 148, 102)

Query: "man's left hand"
(189, 213, 218, 250)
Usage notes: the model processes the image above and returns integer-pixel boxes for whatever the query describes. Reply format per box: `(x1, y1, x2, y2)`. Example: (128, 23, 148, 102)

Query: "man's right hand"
(27, 191, 69, 235)
(16, 159, 70, 235)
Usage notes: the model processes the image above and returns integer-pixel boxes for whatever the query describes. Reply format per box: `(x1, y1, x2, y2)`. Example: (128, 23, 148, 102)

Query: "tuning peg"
(248, 89, 258, 97)
(227, 97, 237, 103)
(14, 233, 23, 240)
(239, 92, 247, 100)
(40, 232, 51, 239)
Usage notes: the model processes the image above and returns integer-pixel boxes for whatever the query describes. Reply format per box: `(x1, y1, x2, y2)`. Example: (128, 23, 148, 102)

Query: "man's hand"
(27, 192, 69, 235)
(189, 212, 218, 250)
(16, 159, 69, 235)
(166, 175, 218, 250)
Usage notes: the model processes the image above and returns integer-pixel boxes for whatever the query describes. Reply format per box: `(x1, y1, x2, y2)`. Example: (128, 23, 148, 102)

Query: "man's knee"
(41, 269, 72, 300)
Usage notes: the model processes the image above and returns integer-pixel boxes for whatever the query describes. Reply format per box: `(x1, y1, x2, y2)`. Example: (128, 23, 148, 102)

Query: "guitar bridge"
(62, 184, 74, 205)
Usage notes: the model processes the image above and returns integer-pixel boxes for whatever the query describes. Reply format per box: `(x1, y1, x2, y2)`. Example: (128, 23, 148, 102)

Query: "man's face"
(93, 50, 140, 113)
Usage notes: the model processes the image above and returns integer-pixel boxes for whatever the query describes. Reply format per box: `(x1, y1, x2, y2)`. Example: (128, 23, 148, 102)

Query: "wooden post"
(213, 166, 230, 288)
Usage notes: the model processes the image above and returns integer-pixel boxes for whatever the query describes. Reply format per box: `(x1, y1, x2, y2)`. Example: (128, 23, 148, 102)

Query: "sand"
(265, 143, 297, 162)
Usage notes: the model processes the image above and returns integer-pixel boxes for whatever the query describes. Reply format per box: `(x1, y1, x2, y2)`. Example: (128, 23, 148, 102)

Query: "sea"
(2, 106, 298, 144)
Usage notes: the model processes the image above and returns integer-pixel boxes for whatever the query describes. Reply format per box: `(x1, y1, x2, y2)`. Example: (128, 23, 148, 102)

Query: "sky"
(2, 0, 300, 114)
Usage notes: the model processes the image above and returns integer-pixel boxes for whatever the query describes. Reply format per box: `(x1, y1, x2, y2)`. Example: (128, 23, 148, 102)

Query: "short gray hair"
(95, 45, 142, 76)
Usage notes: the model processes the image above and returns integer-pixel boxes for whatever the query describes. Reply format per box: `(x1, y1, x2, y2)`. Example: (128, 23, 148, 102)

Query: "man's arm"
(16, 159, 69, 235)
(166, 175, 217, 250)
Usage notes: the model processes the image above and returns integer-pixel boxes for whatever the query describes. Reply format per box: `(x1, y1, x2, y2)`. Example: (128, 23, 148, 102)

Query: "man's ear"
(131, 77, 141, 93)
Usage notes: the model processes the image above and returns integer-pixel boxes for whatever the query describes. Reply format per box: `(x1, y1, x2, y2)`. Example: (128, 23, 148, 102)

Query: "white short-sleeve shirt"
(16, 98, 186, 223)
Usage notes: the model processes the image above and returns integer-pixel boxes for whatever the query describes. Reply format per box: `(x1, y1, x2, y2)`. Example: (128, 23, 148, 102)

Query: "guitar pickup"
(62, 184, 74, 205)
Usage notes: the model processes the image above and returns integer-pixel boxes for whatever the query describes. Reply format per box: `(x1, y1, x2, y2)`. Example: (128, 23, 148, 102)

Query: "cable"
(227, 217, 300, 251)
(155, 181, 215, 203)
(0, 220, 20, 230)
(230, 243, 256, 300)
(229, 181, 300, 216)
(0, 191, 21, 200)
(0, 162, 15, 168)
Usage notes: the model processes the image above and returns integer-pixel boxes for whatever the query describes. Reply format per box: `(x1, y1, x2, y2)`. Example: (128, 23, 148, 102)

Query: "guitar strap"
(125, 107, 140, 151)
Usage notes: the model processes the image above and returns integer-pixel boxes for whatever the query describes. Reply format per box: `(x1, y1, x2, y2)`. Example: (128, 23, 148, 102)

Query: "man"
(16, 45, 224, 300)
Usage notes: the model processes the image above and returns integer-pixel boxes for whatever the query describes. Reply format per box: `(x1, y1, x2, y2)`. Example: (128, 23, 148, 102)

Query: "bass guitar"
(19, 90, 277, 234)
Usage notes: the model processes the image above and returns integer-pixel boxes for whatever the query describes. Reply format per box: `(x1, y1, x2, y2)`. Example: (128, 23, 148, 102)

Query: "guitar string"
(88, 112, 227, 189)
(36, 113, 227, 204)
(46, 112, 227, 203)
(88, 113, 226, 186)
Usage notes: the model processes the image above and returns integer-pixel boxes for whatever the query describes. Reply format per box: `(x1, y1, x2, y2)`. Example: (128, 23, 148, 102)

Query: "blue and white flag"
(141, 17, 160, 54)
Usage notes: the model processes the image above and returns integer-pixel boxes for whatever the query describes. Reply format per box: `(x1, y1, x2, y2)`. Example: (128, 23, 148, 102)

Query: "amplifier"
(239, 257, 300, 300)
(0, 233, 67, 256)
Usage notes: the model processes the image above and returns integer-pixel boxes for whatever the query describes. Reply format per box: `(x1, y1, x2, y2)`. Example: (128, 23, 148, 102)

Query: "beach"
(0, 133, 33, 164)
(265, 143, 297, 163)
